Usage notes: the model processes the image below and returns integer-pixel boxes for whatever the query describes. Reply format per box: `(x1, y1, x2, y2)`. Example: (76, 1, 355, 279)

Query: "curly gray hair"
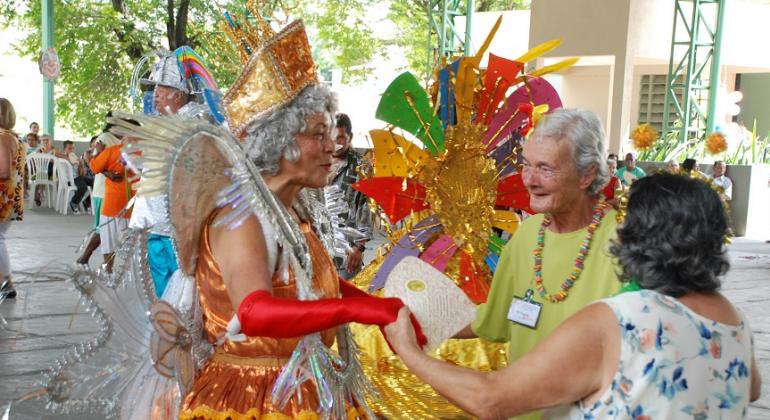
(530, 108, 609, 195)
(242, 84, 338, 175)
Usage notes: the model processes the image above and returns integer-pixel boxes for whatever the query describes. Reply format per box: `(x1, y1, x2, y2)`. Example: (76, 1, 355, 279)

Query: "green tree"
(476, 0, 530, 12)
(0, 0, 386, 134)
(0, 0, 529, 135)
(389, 0, 430, 78)
(295, 0, 383, 83)
(0, 0, 242, 136)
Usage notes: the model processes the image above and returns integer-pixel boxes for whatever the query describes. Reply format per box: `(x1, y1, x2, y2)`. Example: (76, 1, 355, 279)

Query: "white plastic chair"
(25, 153, 58, 209)
(55, 158, 91, 215)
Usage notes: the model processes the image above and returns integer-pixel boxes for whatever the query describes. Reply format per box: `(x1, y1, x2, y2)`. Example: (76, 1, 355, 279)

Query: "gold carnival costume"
(29, 5, 382, 420)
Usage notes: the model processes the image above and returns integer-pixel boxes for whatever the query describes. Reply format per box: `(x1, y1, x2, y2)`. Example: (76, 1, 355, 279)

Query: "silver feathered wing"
(38, 230, 182, 419)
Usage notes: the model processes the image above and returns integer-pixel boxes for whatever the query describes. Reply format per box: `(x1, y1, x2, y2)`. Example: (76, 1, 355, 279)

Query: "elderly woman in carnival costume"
(127, 21, 423, 420)
(25, 20, 422, 420)
(180, 24, 426, 418)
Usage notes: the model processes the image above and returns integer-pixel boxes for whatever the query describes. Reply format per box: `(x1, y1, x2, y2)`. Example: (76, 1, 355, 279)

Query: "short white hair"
(242, 84, 338, 175)
(529, 108, 609, 195)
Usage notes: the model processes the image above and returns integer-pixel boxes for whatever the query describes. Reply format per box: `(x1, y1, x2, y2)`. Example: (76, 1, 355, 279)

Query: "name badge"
(507, 289, 542, 329)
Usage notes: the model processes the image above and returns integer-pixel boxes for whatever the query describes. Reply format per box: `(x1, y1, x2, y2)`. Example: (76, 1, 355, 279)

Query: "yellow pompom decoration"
(705, 132, 728, 155)
(631, 124, 659, 151)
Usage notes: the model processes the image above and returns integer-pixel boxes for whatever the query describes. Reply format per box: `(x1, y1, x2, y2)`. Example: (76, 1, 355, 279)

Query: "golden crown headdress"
(221, 12, 318, 136)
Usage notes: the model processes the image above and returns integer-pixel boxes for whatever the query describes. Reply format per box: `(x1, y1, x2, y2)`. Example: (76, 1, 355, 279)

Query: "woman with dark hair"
(385, 173, 761, 419)
(682, 157, 707, 180)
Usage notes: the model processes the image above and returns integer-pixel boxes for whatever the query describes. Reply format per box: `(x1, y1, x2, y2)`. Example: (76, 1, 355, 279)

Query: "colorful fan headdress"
(354, 16, 576, 303)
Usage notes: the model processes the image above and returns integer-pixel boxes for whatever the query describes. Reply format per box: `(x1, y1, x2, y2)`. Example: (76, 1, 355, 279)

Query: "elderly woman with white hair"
(174, 50, 425, 419)
(666, 158, 680, 174)
(451, 108, 621, 420)
(176, 81, 427, 419)
(30, 22, 422, 420)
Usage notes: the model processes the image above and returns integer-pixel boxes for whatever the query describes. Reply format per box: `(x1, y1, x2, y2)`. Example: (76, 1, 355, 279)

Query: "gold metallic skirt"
(180, 350, 363, 420)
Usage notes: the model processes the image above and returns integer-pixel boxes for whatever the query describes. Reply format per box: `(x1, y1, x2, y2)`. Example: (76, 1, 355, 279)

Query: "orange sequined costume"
(180, 219, 341, 420)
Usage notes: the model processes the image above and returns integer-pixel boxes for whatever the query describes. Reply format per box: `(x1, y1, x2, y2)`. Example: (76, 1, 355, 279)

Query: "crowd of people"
(0, 14, 762, 420)
(10, 120, 96, 210)
(605, 152, 734, 207)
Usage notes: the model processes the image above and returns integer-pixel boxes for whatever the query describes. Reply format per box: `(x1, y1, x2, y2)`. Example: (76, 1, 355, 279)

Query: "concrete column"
(608, 51, 634, 155)
(529, 0, 632, 154)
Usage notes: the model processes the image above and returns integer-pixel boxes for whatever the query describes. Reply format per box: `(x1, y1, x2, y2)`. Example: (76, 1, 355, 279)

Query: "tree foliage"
(0, 0, 528, 136)
(388, 0, 530, 81)
(389, 0, 430, 79)
(0, 0, 239, 135)
(295, 0, 383, 83)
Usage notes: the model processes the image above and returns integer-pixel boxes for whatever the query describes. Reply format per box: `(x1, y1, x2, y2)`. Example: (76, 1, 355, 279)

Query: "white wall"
(544, 65, 613, 137)
(454, 11, 530, 67)
(528, 0, 630, 58)
(726, 164, 770, 239)
(627, 0, 676, 62)
(739, 73, 770, 137)
(529, 0, 770, 157)
(719, 0, 770, 69)
(529, 0, 632, 154)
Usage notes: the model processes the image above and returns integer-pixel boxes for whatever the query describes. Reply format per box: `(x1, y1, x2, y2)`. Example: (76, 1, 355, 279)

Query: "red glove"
(337, 279, 429, 350)
(338, 278, 369, 298)
(238, 290, 427, 348)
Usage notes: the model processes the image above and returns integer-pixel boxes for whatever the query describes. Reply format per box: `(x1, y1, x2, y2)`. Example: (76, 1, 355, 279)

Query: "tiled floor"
(1, 206, 768, 419)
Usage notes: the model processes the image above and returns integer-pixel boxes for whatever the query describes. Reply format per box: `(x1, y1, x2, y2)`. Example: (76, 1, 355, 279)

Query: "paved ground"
(1, 206, 769, 419)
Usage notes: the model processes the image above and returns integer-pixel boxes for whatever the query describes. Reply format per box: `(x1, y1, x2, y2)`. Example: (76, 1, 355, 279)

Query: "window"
(638, 74, 684, 132)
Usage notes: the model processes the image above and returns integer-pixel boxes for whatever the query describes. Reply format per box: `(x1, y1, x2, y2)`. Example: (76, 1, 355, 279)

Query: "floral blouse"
(548, 289, 754, 419)
(0, 135, 25, 222)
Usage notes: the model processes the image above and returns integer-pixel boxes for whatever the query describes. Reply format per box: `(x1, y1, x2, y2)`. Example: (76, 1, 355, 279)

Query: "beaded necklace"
(533, 198, 608, 303)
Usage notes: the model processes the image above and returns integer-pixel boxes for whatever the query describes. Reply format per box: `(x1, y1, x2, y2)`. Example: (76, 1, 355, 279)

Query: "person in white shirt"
(711, 160, 732, 202)
(130, 47, 220, 297)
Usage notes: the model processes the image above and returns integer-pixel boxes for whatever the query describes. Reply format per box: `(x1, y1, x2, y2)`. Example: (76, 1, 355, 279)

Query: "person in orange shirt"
(89, 133, 136, 272)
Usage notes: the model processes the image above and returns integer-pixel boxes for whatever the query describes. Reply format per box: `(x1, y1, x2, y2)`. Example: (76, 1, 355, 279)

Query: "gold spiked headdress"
(222, 19, 319, 135)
